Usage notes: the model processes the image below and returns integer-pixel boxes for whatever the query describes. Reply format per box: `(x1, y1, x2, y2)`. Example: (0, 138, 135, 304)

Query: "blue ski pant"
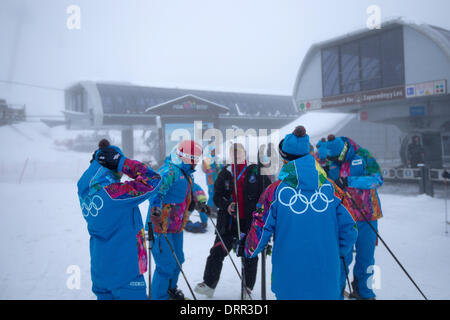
(206, 183, 215, 208)
(340, 220, 378, 299)
(151, 232, 184, 300)
(92, 275, 147, 300)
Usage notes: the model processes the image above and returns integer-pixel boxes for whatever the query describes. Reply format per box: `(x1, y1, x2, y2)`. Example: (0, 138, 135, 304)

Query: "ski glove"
(335, 177, 348, 190)
(97, 147, 123, 171)
(196, 202, 211, 216)
(150, 207, 162, 226)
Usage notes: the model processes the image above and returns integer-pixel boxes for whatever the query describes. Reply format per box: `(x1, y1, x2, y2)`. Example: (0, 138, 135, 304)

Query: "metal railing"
(381, 165, 450, 197)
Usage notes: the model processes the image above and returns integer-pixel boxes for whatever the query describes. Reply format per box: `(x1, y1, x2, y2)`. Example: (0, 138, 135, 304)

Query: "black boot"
(349, 278, 361, 300)
(168, 287, 185, 300)
(349, 278, 376, 300)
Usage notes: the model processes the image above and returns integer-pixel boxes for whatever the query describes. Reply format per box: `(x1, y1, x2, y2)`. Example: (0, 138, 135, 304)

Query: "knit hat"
(327, 135, 345, 157)
(279, 126, 310, 160)
(94, 139, 124, 161)
(316, 138, 328, 160)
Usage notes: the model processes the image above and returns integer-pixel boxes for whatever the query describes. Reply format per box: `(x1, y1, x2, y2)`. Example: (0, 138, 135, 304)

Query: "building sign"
(406, 80, 447, 99)
(321, 86, 405, 108)
(409, 106, 425, 117)
(360, 111, 368, 121)
(298, 99, 322, 112)
(172, 100, 209, 111)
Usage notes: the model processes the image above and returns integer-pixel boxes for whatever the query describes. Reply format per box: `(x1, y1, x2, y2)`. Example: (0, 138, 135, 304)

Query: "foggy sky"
(1, 0, 450, 116)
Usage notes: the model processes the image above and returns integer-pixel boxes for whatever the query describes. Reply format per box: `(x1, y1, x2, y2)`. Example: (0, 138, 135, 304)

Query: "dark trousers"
(203, 232, 258, 290)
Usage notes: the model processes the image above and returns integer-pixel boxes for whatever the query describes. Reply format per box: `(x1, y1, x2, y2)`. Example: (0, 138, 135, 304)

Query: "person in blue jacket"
(77, 139, 161, 300)
(240, 126, 358, 300)
(326, 135, 384, 300)
(146, 140, 208, 300)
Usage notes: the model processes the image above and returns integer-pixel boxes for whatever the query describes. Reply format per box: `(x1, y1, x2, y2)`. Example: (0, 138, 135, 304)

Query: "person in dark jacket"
(407, 136, 425, 168)
(194, 143, 271, 298)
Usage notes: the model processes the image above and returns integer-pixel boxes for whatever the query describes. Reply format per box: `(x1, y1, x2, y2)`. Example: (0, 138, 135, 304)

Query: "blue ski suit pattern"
(244, 154, 358, 300)
(145, 155, 203, 300)
(77, 157, 161, 300)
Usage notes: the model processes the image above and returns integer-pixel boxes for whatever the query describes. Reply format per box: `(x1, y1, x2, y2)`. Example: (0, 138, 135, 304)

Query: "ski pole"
(155, 221, 197, 300)
(344, 191, 428, 300)
(261, 247, 266, 300)
(207, 214, 242, 278)
(232, 147, 250, 300)
(341, 257, 352, 298)
(147, 222, 154, 300)
(445, 177, 448, 236)
(161, 230, 197, 300)
(202, 207, 253, 300)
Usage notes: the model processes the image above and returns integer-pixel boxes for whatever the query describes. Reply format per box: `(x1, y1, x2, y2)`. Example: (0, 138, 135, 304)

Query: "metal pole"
(160, 230, 197, 300)
(445, 178, 449, 236)
(147, 222, 154, 300)
(19, 157, 29, 184)
(261, 248, 266, 300)
(341, 257, 352, 298)
(232, 147, 246, 300)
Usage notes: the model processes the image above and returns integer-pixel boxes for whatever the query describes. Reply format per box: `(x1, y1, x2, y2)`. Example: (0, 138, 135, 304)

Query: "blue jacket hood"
(278, 154, 319, 191)
(77, 160, 121, 198)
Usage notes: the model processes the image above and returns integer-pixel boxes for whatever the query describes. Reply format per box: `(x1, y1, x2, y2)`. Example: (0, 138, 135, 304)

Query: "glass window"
(102, 95, 113, 113)
(322, 46, 340, 97)
(381, 28, 404, 87)
(361, 35, 381, 91)
(340, 42, 360, 94)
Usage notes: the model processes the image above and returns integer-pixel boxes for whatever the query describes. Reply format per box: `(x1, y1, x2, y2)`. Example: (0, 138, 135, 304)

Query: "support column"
(121, 128, 134, 158)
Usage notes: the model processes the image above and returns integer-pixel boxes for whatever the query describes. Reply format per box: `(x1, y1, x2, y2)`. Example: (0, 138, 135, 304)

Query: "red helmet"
(175, 140, 203, 164)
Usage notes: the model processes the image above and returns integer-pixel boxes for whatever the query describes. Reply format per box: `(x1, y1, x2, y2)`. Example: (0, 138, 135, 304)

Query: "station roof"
(94, 82, 297, 119)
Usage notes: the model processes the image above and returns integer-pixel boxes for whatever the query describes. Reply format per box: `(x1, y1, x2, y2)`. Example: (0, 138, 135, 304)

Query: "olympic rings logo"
(81, 195, 104, 217)
(278, 184, 334, 215)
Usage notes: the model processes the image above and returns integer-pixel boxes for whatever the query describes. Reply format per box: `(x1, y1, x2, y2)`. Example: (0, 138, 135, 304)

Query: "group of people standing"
(77, 125, 384, 300)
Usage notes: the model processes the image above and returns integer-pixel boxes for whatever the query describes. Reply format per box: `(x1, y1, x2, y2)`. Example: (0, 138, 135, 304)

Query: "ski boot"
(168, 287, 186, 300)
(184, 221, 207, 233)
(194, 282, 215, 298)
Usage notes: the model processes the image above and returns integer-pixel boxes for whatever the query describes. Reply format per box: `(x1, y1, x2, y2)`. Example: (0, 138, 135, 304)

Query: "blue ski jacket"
(244, 154, 358, 300)
(77, 157, 161, 290)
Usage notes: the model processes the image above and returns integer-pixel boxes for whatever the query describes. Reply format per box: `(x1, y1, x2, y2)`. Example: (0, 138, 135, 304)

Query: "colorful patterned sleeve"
(148, 164, 178, 209)
(348, 148, 384, 190)
(104, 158, 161, 206)
(193, 183, 207, 204)
(244, 181, 281, 258)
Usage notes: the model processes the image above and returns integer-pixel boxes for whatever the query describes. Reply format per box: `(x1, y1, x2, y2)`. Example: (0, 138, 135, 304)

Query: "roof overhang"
(145, 94, 230, 115)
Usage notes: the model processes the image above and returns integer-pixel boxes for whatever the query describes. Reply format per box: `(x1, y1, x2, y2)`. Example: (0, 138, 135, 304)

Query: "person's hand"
(265, 244, 273, 256)
(90, 150, 96, 164)
(196, 202, 211, 216)
(335, 177, 348, 190)
(150, 207, 162, 226)
(97, 147, 122, 171)
(227, 202, 237, 216)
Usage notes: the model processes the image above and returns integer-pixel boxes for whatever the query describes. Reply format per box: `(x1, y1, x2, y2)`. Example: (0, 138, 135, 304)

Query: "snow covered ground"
(0, 120, 449, 300)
